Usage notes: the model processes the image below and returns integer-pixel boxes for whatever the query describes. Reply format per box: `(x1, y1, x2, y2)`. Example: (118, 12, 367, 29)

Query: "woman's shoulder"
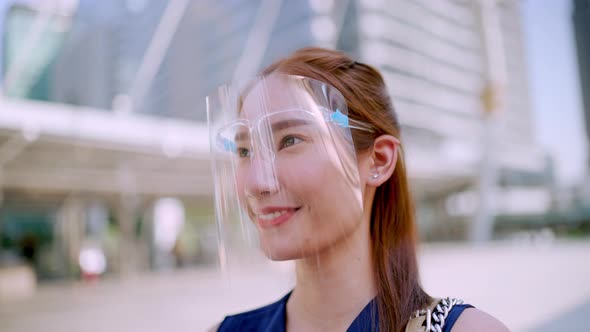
(411, 298, 508, 332)
(449, 307, 510, 332)
(214, 292, 291, 332)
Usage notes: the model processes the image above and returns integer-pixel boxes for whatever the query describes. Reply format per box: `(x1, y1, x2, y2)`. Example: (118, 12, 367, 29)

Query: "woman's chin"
(260, 243, 302, 261)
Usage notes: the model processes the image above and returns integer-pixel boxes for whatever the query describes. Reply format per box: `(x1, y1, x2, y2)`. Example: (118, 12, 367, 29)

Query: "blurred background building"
(0, 0, 587, 299)
(571, 0, 590, 232)
(574, 0, 589, 166)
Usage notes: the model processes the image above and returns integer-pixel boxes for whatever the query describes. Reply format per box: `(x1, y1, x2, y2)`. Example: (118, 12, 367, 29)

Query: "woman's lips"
(255, 207, 299, 228)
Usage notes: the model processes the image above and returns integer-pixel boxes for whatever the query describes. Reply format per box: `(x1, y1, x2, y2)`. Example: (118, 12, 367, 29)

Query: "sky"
(523, 0, 588, 186)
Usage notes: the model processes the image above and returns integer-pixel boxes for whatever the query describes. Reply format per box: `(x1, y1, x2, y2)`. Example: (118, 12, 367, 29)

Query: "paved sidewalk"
(1, 240, 589, 332)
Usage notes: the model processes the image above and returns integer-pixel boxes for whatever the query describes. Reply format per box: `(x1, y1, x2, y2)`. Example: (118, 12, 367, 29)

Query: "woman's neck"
(286, 221, 377, 331)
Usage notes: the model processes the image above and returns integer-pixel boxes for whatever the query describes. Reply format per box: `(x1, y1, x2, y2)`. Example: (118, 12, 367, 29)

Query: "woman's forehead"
(240, 76, 316, 120)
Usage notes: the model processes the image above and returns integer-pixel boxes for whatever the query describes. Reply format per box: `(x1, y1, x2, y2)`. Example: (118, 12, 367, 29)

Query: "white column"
(471, 0, 508, 242)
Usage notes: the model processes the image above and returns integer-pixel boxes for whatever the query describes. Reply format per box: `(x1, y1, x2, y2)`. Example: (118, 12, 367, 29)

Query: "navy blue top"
(218, 292, 473, 332)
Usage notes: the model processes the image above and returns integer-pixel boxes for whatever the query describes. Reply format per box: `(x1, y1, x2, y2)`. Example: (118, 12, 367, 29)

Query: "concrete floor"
(1, 240, 589, 332)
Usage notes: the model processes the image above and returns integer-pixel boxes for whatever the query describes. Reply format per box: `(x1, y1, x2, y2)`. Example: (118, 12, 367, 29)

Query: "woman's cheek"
(233, 171, 249, 206)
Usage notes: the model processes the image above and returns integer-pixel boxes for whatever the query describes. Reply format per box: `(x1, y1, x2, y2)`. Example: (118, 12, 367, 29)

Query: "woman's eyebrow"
(269, 118, 311, 132)
(234, 130, 250, 142)
(233, 118, 312, 142)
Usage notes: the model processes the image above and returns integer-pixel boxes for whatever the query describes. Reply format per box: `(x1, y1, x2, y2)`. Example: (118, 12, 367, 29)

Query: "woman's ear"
(367, 135, 400, 187)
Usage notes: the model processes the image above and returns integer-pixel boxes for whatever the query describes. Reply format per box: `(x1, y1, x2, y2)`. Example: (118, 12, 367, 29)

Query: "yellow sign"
(480, 83, 503, 114)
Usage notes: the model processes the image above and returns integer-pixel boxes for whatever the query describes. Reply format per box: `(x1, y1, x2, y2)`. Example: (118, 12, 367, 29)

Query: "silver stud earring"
(371, 173, 379, 179)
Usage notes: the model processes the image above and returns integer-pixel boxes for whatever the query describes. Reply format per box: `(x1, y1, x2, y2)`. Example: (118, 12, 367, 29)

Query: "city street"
(2, 240, 589, 332)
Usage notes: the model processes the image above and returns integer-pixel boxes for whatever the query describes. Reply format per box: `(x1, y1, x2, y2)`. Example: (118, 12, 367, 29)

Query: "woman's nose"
(243, 154, 279, 199)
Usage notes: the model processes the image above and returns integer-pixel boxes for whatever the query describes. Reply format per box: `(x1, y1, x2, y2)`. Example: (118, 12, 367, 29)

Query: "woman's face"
(234, 76, 367, 261)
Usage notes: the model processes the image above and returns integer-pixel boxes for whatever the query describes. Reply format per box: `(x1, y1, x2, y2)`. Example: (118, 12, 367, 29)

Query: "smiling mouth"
(255, 207, 300, 228)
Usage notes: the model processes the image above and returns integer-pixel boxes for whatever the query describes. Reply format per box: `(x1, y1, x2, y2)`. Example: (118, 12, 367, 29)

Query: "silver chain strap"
(411, 297, 464, 332)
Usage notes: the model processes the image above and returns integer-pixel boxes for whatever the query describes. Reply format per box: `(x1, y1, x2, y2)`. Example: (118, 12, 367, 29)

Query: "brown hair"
(262, 47, 431, 331)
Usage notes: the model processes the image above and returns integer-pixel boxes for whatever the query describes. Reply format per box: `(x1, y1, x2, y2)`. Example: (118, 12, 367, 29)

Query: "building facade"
(0, 0, 549, 283)
(573, 0, 590, 168)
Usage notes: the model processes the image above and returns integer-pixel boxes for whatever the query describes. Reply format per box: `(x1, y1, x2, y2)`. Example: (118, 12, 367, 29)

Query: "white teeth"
(259, 210, 289, 220)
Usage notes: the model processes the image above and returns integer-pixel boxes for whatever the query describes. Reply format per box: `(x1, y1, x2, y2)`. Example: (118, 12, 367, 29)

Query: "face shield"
(206, 74, 374, 270)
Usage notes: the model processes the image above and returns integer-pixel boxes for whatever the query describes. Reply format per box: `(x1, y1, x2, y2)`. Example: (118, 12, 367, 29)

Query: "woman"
(208, 47, 509, 332)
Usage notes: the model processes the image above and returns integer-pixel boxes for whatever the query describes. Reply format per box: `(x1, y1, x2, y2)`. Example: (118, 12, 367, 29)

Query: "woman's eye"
(237, 147, 250, 158)
(279, 135, 303, 149)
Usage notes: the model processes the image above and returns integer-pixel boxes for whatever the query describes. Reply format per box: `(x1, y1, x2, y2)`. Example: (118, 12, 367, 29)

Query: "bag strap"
(405, 297, 464, 332)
